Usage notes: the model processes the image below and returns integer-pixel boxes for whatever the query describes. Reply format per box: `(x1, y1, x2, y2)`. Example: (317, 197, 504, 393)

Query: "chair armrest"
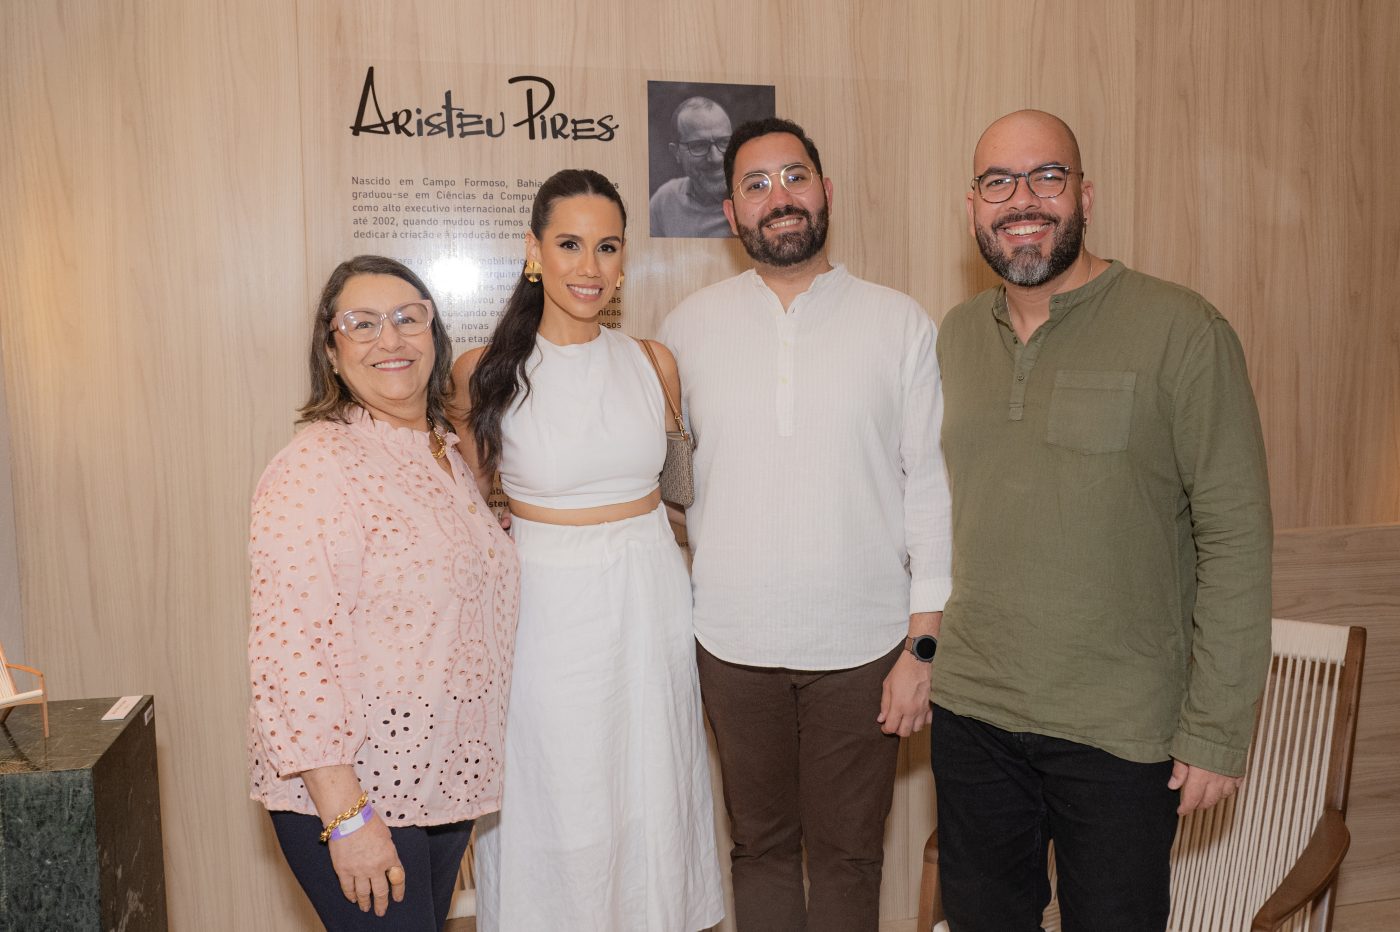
(4, 662, 45, 687)
(1250, 808, 1350, 931)
(918, 828, 946, 929)
(923, 827, 939, 864)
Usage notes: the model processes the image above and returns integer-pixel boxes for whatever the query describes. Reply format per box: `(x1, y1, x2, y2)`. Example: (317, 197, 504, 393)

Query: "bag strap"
(636, 338, 690, 440)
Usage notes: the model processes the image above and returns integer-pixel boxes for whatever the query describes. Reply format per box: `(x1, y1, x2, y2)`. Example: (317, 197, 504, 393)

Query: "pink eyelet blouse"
(247, 409, 519, 826)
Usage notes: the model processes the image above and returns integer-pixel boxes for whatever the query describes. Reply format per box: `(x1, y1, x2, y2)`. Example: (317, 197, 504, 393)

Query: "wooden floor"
(446, 897, 1400, 931)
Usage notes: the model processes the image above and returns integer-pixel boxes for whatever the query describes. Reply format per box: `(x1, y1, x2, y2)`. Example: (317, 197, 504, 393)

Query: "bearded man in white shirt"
(657, 117, 953, 932)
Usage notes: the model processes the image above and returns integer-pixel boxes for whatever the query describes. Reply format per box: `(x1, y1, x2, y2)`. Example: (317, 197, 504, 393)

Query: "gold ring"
(387, 866, 406, 883)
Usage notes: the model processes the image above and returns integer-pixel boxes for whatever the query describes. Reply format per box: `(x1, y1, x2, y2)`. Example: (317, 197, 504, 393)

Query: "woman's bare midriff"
(507, 488, 661, 526)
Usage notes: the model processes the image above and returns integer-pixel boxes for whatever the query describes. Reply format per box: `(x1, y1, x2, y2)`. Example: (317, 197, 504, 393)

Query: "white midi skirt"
(474, 504, 725, 931)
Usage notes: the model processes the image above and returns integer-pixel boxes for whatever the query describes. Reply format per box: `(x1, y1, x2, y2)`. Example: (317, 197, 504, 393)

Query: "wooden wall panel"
(1, 2, 1397, 930)
(1133, 0, 1399, 530)
(1352, 0, 1400, 527)
(1273, 525, 1400, 907)
(0, 1, 315, 928)
(0, 346, 21, 662)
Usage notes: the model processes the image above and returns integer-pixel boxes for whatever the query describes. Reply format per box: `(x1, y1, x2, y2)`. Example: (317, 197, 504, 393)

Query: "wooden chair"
(448, 836, 478, 921)
(918, 617, 1367, 932)
(0, 639, 49, 738)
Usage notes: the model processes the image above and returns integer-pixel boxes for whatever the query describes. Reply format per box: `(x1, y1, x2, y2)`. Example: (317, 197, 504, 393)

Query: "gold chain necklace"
(429, 424, 448, 460)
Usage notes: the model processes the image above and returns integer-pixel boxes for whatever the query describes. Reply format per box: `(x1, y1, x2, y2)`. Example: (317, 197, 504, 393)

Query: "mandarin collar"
(991, 259, 1126, 326)
(743, 262, 848, 300)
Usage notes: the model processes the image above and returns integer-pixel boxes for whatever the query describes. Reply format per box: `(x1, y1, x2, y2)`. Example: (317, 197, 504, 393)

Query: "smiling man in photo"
(648, 96, 735, 238)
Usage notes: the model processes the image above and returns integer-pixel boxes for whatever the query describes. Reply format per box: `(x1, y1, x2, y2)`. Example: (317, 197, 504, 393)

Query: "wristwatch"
(904, 634, 938, 662)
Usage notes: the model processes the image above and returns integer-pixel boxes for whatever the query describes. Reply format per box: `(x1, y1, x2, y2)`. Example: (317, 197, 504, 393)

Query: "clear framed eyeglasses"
(334, 300, 435, 343)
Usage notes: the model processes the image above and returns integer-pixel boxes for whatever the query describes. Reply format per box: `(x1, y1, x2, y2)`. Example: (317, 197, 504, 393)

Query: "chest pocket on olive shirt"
(1046, 369, 1137, 454)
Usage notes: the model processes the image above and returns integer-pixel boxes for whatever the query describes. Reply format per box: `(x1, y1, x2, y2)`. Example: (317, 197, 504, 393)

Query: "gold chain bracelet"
(319, 792, 370, 843)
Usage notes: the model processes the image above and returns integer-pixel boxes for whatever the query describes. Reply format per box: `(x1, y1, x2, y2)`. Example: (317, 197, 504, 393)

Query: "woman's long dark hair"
(468, 169, 627, 474)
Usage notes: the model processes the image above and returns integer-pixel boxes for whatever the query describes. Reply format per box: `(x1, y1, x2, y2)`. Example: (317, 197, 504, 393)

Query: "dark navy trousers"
(269, 810, 473, 932)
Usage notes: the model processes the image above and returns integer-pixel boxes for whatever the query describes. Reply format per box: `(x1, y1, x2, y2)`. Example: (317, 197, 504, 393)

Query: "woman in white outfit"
(449, 169, 724, 931)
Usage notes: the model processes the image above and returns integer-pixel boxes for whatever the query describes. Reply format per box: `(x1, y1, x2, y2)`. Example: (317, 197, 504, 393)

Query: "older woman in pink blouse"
(248, 255, 518, 931)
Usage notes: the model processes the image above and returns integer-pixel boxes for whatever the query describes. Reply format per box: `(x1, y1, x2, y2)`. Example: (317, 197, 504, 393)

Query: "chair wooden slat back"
(0, 639, 18, 700)
(1166, 619, 1359, 931)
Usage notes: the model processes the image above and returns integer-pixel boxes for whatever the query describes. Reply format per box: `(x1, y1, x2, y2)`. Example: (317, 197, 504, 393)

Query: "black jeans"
(930, 705, 1178, 932)
(269, 811, 473, 932)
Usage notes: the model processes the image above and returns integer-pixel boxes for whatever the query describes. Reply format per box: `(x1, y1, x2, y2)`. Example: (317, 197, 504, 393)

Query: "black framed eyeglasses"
(972, 164, 1082, 203)
(333, 300, 435, 343)
(679, 136, 730, 157)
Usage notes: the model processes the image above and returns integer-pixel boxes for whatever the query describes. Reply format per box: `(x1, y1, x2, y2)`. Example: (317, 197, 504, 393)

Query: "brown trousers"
(696, 640, 904, 932)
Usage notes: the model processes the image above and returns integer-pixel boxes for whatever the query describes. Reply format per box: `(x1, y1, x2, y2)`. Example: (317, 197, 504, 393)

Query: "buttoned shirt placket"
(993, 291, 1075, 422)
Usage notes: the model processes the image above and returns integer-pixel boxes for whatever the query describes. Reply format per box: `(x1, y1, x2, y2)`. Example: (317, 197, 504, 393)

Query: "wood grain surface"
(1273, 525, 1400, 908)
(1, 2, 1396, 928)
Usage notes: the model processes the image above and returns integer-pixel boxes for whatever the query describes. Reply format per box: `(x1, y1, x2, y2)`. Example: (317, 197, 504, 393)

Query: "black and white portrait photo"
(647, 80, 776, 239)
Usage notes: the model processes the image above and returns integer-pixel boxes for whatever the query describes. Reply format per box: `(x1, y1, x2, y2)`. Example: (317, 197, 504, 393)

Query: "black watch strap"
(904, 634, 937, 662)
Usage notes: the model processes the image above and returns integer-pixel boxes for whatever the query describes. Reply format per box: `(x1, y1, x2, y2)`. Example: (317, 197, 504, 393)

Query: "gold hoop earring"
(524, 259, 542, 283)
(616, 272, 625, 289)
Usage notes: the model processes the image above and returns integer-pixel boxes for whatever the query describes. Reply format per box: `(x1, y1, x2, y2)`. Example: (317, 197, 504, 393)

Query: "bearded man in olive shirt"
(930, 109, 1272, 931)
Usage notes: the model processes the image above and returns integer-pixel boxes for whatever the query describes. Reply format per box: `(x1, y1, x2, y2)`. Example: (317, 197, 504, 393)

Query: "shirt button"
(488, 547, 495, 559)
(468, 503, 477, 513)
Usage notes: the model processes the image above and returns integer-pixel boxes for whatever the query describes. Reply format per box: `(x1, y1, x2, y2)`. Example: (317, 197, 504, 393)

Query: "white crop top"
(498, 326, 667, 509)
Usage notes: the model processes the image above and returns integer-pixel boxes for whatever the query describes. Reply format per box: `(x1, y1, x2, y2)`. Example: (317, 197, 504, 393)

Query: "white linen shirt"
(658, 263, 952, 670)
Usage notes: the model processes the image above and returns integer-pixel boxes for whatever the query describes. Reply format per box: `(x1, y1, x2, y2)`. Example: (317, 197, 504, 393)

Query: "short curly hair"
(722, 117, 824, 196)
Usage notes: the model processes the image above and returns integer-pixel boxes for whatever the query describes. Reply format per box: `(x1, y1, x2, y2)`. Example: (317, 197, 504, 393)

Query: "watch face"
(911, 635, 938, 662)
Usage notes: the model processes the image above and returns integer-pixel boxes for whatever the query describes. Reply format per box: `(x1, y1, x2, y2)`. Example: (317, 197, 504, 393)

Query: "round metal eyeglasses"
(733, 163, 817, 203)
(334, 300, 435, 343)
(972, 164, 1082, 203)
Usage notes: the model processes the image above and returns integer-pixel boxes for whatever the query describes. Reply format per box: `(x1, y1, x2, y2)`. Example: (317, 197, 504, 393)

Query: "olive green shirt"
(933, 261, 1272, 776)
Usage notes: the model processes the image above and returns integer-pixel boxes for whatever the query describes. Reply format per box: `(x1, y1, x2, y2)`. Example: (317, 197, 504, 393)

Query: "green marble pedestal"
(0, 696, 167, 932)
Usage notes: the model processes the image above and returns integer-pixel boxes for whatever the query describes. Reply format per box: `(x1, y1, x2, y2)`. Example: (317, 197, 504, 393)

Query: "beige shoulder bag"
(637, 339, 696, 507)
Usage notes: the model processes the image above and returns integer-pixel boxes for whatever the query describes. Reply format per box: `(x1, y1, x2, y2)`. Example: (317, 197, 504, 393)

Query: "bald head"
(973, 110, 1082, 175)
(673, 96, 731, 140)
(667, 96, 733, 205)
(965, 109, 1095, 288)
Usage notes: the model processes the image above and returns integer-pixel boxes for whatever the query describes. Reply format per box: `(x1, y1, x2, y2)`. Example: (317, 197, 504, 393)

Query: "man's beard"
(975, 204, 1084, 287)
(737, 203, 830, 267)
(692, 168, 728, 205)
